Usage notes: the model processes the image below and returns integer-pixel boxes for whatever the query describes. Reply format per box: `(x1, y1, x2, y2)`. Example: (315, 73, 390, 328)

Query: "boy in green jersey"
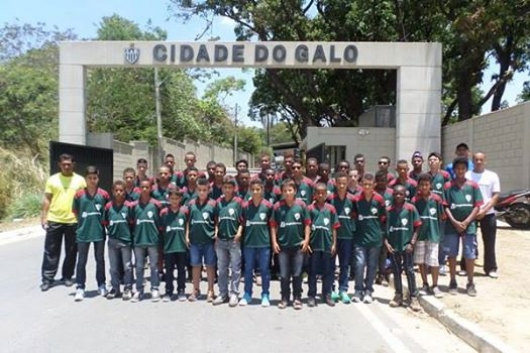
(307, 183, 339, 307)
(122, 168, 140, 202)
(271, 179, 311, 310)
(388, 160, 417, 202)
(104, 180, 134, 300)
(385, 185, 421, 311)
(327, 172, 356, 303)
(352, 173, 386, 304)
(412, 174, 445, 298)
(187, 178, 218, 302)
(442, 157, 483, 297)
(241, 179, 274, 307)
(160, 188, 188, 302)
(72, 166, 110, 301)
(375, 171, 394, 286)
(130, 179, 163, 303)
(213, 176, 244, 307)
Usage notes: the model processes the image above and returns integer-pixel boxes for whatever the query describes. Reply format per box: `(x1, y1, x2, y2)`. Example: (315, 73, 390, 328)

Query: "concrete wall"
(304, 127, 396, 173)
(103, 136, 253, 181)
(442, 102, 530, 191)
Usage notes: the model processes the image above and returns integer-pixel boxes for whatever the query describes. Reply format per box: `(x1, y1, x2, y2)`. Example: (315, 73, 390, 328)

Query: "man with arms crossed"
(466, 152, 500, 278)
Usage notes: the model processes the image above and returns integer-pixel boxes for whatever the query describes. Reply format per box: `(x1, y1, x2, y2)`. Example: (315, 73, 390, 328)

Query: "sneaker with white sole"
(177, 291, 187, 302)
(261, 294, 270, 307)
(488, 271, 498, 279)
(439, 265, 447, 276)
(362, 294, 373, 304)
(74, 288, 85, 302)
(122, 288, 132, 301)
(448, 279, 458, 295)
(131, 292, 143, 303)
(239, 293, 252, 306)
(466, 282, 477, 297)
(212, 295, 229, 306)
(98, 285, 108, 297)
(432, 286, 444, 298)
(352, 291, 362, 303)
(229, 294, 239, 307)
(151, 289, 161, 302)
(418, 284, 430, 296)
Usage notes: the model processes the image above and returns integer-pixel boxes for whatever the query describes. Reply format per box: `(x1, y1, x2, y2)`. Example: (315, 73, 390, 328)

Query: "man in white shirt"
(465, 152, 501, 278)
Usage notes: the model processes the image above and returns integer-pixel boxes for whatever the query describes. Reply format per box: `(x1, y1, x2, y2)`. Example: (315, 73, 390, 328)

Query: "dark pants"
(76, 240, 106, 289)
(378, 246, 388, 276)
(336, 239, 354, 292)
(391, 252, 418, 298)
(134, 246, 159, 292)
(244, 247, 271, 296)
(164, 252, 187, 294)
(278, 247, 304, 301)
(41, 222, 77, 284)
(308, 251, 333, 297)
(480, 214, 497, 273)
(108, 238, 133, 290)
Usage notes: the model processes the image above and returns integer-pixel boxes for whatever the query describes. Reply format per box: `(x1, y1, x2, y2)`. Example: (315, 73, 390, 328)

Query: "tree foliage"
(170, 0, 530, 137)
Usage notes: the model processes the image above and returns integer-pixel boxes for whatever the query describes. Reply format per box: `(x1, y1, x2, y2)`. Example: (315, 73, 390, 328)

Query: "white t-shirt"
(466, 169, 501, 214)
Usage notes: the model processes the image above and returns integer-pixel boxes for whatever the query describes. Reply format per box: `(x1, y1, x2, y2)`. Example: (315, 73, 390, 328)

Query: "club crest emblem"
(344, 207, 351, 215)
(202, 212, 209, 220)
(436, 183, 442, 189)
(228, 208, 235, 216)
(371, 207, 377, 214)
(109, 220, 114, 226)
(124, 44, 140, 64)
(269, 198, 275, 203)
(166, 226, 171, 232)
(301, 190, 306, 197)
(450, 203, 456, 210)
(323, 218, 330, 225)
(385, 200, 391, 207)
(465, 194, 472, 202)
(429, 208, 437, 216)
(179, 219, 184, 226)
(401, 218, 408, 226)
(147, 211, 153, 219)
(259, 213, 266, 220)
(95, 204, 101, 211)
(121, 212, 127, 219)
(294, 213, 300, 220)
(280, 221, 286, 228)
(406, 190, 410, 196)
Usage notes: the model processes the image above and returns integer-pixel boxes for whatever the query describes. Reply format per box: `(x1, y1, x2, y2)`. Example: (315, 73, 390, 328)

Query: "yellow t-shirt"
(45, 173, 87, 224)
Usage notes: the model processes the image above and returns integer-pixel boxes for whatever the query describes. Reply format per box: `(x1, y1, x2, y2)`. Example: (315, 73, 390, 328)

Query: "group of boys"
(67, 148, 484, 311)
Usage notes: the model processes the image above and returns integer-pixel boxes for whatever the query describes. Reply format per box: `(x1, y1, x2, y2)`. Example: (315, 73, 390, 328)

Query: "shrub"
(6, 192, 42, 219)
(0, 147, 47, 220)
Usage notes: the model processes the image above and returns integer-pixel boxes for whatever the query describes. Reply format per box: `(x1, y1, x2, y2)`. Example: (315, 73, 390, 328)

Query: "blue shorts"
(189, 243, 216, 267)
(442, 234, 477, 259)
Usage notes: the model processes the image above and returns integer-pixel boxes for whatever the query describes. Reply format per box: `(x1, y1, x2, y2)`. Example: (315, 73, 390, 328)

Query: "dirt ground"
(435, 225, 530, 351)
(0, 217, 39, 232)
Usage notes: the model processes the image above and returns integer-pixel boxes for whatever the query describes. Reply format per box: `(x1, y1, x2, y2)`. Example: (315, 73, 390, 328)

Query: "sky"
(2, 0, 528, 127)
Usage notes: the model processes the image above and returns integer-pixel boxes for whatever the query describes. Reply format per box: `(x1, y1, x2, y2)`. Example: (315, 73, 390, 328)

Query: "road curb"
(417, 295, 516, 353)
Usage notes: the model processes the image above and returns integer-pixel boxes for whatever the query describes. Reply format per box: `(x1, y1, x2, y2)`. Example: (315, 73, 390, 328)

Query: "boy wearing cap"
(409, 151, 424, 182)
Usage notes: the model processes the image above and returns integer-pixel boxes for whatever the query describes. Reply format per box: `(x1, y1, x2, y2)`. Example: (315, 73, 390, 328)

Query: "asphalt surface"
(0, 231, 475, 353)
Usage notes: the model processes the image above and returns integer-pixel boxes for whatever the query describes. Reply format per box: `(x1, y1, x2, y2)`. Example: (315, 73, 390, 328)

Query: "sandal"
(188, 289, 200, 302)
(293, 299, 303, 310)
(206, 291, 216, 303)
(278, 299, 288, 310)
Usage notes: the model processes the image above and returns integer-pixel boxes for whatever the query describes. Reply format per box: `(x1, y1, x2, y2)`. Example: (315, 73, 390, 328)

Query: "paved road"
(0, 231, 475, 353)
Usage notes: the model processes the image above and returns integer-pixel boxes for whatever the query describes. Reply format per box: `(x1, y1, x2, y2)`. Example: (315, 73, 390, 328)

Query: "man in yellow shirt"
(40, 154, 86, 291)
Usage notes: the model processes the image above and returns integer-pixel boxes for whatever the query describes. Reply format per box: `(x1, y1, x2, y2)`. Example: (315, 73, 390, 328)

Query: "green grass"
(0, 147, 47, 220)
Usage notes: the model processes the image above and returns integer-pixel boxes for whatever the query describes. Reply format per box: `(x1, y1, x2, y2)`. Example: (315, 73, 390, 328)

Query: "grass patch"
(0, 147, 47, 220)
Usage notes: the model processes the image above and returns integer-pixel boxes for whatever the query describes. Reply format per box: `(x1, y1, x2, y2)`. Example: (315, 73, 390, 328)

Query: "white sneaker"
(488, 271, 499, 279)
(439, 265, 447, 276)
(98, 285, 108, 297)
(151, 289, 161, 302)
(74, 288, 85, 302)
(131, 292, 142, 303)
(363, 294, 373, 304)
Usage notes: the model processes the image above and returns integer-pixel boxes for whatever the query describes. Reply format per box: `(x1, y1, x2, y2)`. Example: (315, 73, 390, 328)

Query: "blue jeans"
(134, 246, 159, 292)
(278, 247, 304, 300)
(354, 246, 380, 295)
(308, 251, 334, 297)
(336, 239, 354, 292)
(76, 240, 106, 289)
(189, 242, 216, 266)
(107, 238, 133, 290)
(243, 247, 271, 296)
(391, 252, 418, 297)
(215, 239, 242, 297)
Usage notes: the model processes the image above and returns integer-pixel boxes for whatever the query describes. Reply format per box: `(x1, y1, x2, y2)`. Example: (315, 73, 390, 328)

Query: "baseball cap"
(412, 151, 423, 159)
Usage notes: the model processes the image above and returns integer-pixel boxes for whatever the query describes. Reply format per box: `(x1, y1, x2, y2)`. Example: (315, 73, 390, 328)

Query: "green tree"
(170, 0, 530, 135)
(0, 22, 76, 156)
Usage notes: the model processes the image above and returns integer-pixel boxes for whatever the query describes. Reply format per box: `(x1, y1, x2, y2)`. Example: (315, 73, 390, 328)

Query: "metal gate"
(49, 141, 114, 192)
(305, 143, 327, 164)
